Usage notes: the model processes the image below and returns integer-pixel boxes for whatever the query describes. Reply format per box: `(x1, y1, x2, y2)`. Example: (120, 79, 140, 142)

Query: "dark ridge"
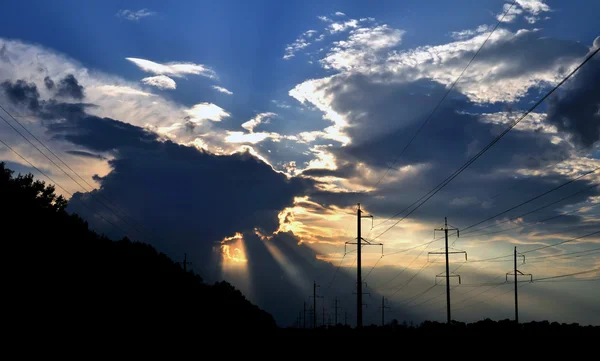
(1, 162, 276, 337)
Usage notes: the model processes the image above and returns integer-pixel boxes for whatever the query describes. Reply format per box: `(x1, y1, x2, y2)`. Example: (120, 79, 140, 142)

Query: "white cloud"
(212, 85, 233, 95)
(271, 100, 291, 109)
(497, 3, 523, 22)
(185, 103, 230, 123)
(516, 0, 550, 15)
(225, 131, 276, 144)
(283, 30, 319, 60)
(498, 0, 550, 23)
(318, 16, 332, 22)
(304, 30, 318, 38)
(477, 112, 557, 134)
(321, 25, 405, 71)
(126, 57, 216, 79)
(328, 19, 359, 34)
(116, 9, 156, 21)
(96, 85, 155, 97)
(241, 112, 277, 132)
(334, 12, 346, 16)
(450, 25, 490, 40)
(141, 75, 176, 90)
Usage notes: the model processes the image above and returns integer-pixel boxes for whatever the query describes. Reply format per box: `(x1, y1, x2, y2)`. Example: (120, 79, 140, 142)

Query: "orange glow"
(220, 232, 248, 264)
(221, 244, 248, 263)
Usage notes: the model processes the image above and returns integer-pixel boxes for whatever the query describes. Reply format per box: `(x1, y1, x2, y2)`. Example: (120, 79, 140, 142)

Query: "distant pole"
(311, 281, 322, 328)
(380, 296, 390, 326)
(430, 218, 463, 325)
(314, 282, 317, 328)
(344, 311, 348, 326)
(322, 304, 325, 327)
(303, 302, 306, 328)
(334, 297, 339, 325)
(179, 253, 192, 272)
(357, 203, 362, 328)
(351, 203, 377, 328)
(379, 296, 390, 326)
(514, 246, 518, 324)
(506, 247, 531, 325)
(444, 217, 451, 324)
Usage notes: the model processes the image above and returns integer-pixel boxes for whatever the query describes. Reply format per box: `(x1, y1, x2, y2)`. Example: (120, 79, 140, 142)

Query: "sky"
(0, 0, 599, 327)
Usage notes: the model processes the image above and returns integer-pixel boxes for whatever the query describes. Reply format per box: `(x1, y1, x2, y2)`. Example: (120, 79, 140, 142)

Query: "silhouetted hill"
(1, 162, 276, 335)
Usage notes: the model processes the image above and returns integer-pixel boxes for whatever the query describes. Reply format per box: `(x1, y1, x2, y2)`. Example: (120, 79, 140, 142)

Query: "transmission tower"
(178, 253, 192, 272)
(506, 246, 532, 324)
(345, 203, 382, 328)
(428, 217, 466, 324)
(310, 281, 323, 328)
(379, 296, 390, 326)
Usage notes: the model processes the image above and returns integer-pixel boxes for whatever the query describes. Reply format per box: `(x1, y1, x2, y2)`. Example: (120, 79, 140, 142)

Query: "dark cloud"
(56, 74, 84, 100)
(65, 150, 106, 160)
(299, 72, 600, 232)
(546, 55, 600, 147)
(44, 76, 55, 90)
(42, 101, 159, 152)
(1, 79, 40, 111)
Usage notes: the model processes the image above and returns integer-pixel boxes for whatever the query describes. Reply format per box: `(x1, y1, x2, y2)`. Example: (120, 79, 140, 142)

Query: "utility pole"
(310, 281, 323, 328)
(429, 217, 465, 324)
(345, 203, 381, 328)
(379, 296, 390, 326)
(178, 253, 192, 272)
(307, 305, 314, 328)
(333, 296, 341, 325)
(344, 311, 348, 326)
(506, 246, 532, 324)
(322, 305, 325, 327)
(303, 302, 306, 328)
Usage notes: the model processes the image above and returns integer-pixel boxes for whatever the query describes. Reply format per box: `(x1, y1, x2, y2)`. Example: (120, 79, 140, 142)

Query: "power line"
(524, 247, 600, 262)
(488, 145, 594, 200)
(372, 0, 518, 188)
(0, 104, 144, 230)
(521, 230, 600, 254)
(0, 137, 129, 236)
(370, 45, 600, 242)
(533, 268, 599, 281)
(461, 201, 599, 239)
(0, 109, 148, 239)
(460, 169, 599, 234)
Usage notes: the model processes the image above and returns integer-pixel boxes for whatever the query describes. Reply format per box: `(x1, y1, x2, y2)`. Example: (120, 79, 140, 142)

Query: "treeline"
(1, 162, 276, 335)
(285, 319, 599, 335)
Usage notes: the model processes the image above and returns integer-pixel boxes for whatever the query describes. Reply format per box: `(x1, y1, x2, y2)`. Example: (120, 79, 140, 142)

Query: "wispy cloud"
(272, 100, 291, 109)
(126, 57, 217, 79)
(498, 0, 551, 23)
(212, 85, 233, 95)
(241, 112, 276, 132)
(116, 9, 156, 21)
(334, 12, 346, 16)
(283, 30, 319, 60)
(96, 85, 155, 97)
(317, 16, 332, 22)
(328, 19, 359, 33)
(450, 25, 490, 40)
(185, 103, 230, 123)
(141, 75, 176, 90)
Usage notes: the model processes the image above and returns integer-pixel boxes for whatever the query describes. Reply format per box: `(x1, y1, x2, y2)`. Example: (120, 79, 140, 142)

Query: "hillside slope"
(1, 162, 276, 334)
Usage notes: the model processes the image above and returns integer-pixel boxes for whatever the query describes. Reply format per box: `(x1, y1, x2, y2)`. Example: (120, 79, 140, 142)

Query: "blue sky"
(0, 0, 599, 326)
